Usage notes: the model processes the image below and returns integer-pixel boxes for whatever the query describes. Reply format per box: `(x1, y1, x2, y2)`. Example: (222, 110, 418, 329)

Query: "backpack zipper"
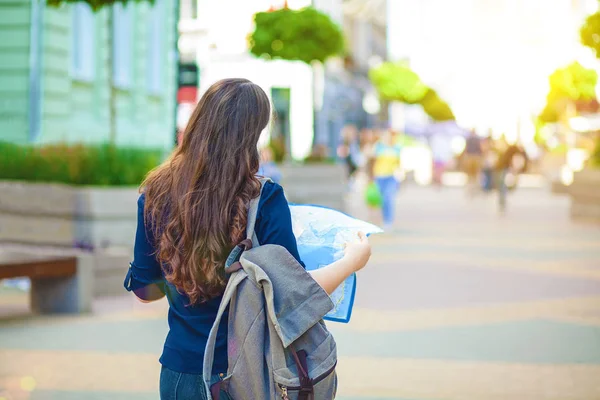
(279, 385, 289, 400)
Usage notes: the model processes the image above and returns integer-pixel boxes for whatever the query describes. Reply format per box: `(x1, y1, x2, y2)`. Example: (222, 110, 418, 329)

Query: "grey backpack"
(203, 179, 338, 400)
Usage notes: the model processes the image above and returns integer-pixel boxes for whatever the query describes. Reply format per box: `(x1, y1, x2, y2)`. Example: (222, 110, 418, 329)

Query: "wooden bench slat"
(0, 253, 77, 280)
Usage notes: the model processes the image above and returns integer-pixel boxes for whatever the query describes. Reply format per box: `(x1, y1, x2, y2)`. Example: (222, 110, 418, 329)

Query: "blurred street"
(1, 186, 599, 400)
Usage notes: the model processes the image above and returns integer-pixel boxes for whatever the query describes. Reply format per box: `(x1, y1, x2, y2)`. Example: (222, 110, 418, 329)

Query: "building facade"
(314, 0, 387, 155)
(171, 0, 387, 159)
(0, 0, 177, 148)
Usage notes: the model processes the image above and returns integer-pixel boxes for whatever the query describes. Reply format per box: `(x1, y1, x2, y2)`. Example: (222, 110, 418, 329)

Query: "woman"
(124, 78, 371, 399)
(463, 129, 483, 198)
(481, 134, 497, 193)
(372, 130, 402, 231)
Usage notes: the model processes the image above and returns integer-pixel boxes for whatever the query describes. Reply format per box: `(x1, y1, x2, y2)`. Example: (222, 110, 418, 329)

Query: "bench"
(0, 251, 93, 314)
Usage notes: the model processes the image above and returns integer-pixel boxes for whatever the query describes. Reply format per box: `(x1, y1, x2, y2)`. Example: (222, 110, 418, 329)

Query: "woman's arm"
(308, 232, 371, 295)
(125, 195, 166, 303)
(133, 283, 165, 303)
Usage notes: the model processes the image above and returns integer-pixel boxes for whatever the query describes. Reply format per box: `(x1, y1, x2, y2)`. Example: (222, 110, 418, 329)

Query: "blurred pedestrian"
(337, 125, 362, 190)
(429, 133, 454, 188)
(463, 129, 483, 197)
(360, 129, 379, 180)
(361, 129, 382, 224)
(494, 141, 528, 213)
(481, 133, 497, 192)
(258, 146, 282, 184)
(373, 130, 402, 231)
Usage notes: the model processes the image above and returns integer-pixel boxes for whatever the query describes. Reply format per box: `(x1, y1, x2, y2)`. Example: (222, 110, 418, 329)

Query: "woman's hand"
(309, 232, 372, 295)
(343, 232, 372, 272)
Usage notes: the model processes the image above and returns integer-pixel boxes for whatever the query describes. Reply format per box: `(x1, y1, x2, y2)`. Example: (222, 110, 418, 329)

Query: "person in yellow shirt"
(372, 130, 402, 231)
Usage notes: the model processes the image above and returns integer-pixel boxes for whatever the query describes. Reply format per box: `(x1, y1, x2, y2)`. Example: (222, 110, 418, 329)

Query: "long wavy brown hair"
(142, 78, 271, 305)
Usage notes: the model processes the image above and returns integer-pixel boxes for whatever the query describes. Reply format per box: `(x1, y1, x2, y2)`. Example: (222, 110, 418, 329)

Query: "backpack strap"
(203, 271, 245, 399)
(204, 177, 271, 399)
(246, 177, 270, 244)
(224, 178, 270, 270)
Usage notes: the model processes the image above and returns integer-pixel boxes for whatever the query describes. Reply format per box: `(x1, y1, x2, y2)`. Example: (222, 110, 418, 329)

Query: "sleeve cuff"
(124, 263, 163, 292)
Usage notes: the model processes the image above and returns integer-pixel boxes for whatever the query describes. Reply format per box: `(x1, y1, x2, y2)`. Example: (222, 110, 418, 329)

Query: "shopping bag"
(365, 181, 383, 208)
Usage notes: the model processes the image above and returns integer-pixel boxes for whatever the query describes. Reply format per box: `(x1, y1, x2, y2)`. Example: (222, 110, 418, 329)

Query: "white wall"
(194, 0, 317, 160)
(200, 56, 314, 160)
(313, 0, 343, 24)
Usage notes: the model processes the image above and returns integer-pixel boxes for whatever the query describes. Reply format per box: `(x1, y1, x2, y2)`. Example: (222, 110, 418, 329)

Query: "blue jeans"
(160, 366, 232, 400)
(375, 176, 398, 226)
(482, 168, 493, 192)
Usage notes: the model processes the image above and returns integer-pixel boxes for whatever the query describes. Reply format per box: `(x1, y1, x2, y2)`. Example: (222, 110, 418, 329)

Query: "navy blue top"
(124, 181, 305, 374)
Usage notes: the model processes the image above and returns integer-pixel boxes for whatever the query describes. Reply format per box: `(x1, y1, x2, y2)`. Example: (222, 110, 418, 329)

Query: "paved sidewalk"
(1, 187, 599, 399)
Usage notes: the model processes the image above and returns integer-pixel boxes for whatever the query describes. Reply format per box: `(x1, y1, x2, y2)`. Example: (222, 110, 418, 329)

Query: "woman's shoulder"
(137, 192, 146, 207)
(259, 180, 285, 205)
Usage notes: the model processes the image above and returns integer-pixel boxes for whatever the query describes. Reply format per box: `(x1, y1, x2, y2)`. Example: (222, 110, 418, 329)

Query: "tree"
(369, 62, 455, 121)
(368, 62, 429, 104)
(581, 10, 600, 58)
(538, 62, 597, 124)
(249, 6, 344, 65)
(420, 89, 455, 121)
(581, 7, 600, 162)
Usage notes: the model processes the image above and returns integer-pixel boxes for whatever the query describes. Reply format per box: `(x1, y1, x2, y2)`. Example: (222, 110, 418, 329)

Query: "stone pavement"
(1, 186, 599, 400)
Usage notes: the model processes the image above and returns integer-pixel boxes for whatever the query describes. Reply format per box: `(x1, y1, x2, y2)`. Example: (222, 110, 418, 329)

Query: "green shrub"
(47, 0, 154, 13)
(0, 142, 162, 186)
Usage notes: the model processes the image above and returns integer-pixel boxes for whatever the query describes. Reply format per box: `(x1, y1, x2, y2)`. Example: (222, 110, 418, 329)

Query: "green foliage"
(0, 142, 162, 186)
(581, 11, 600, 58)
(538, 62, 598, 124)
(533, 116, 552, 145)
(580, 10, 600, 165)
(538, 102, 560, 124)
(548, 62, 597, 102)
(249, 7, 344, 65)
(420, 89, 455, 121)
(47, 0, 152, 12)
(369, 62, 455, 121)
(369, 62, 429, 104)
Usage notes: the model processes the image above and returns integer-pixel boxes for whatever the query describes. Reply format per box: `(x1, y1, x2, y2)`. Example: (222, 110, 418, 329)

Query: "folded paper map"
(289, 204, 383, 323)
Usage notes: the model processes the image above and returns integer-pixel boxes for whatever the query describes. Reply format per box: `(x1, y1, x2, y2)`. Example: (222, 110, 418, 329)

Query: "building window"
(71, 3, 95, 81)
(112, 3, 133, 88)
(147, 0, 163, 94)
